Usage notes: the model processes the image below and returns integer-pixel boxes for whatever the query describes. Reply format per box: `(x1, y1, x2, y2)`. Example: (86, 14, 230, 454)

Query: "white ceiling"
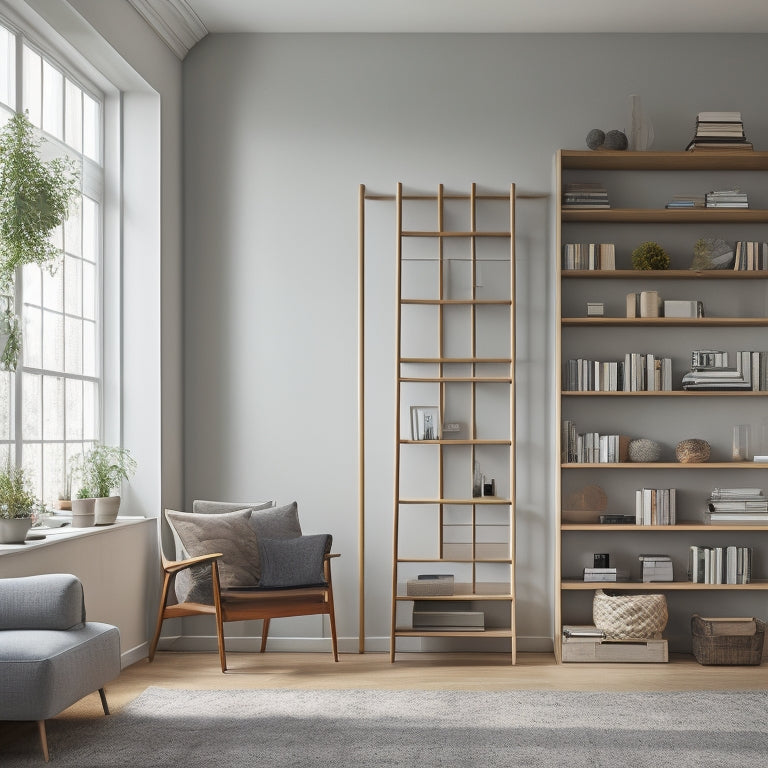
(186, 0, 768, 34)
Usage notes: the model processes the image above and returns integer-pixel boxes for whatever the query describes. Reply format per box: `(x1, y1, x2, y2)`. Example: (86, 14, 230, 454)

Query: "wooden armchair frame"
(149, 551, 339, 672)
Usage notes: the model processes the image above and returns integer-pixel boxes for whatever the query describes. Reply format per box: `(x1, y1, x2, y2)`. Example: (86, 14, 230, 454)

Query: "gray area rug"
(4, 687, 768, 767)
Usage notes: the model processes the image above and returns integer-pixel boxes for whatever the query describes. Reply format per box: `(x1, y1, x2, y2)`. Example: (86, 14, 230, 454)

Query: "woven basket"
(691, 615, 766, 665)
(592, 590, 668, 639)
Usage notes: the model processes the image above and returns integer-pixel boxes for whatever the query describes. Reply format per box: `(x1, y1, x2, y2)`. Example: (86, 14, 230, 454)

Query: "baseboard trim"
(121, 641, 149, 668)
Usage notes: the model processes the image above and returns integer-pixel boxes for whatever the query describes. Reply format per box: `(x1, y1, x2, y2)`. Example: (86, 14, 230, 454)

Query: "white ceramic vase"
(0, 517, 33, 544)
(94, 495, 121, 525)
(71, 497, 96, 528)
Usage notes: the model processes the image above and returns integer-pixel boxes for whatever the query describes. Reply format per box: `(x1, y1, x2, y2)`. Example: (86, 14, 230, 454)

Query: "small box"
(663, 300, 702, 318)
(587, 302, 604, 317)
(562, 634, 668, 663)
(691, 614, 766, 665)
(406, 575, 454, 596)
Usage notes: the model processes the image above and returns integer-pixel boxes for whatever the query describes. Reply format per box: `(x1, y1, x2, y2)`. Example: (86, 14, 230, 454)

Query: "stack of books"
(682, 349, 756, 391)
(705, 189, 749, 208)
(665, 194, 706, 209)
(562, 182, 610, 210)
(562, 243, 615, 270)
(689, 544, 752, 584)
(639, 554, 674, 582)
(734, 241, 768, 271)
(635, 489, 676, 526)
(583, 566, 628, 582)
(561, 421, 629, 464)
(706, 488, 768, 524)
(686, 111, 753, 152)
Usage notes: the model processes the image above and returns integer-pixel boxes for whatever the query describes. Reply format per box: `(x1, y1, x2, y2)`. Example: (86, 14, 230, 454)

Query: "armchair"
(148, 500, 339, 671)
(0, 574, 120, 761)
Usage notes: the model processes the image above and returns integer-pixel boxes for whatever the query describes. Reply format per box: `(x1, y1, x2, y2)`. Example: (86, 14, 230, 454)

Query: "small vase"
(71, 497, 96, 527)
(0, 517, 32, 544)
(94, 495, 121, 525)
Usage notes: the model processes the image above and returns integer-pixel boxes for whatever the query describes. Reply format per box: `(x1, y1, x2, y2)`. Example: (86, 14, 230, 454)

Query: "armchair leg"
(37, 720, 49, 762)
(211, 561, 228, 672)
(260, 618, 270, 652)
(148, 570, 174, 662)
(98, 687, 110, 716)
(327, 585, 339, 662)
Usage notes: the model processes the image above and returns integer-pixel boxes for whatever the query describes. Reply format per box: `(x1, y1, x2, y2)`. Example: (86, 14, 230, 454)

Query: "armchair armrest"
(161, 552, 224, 576)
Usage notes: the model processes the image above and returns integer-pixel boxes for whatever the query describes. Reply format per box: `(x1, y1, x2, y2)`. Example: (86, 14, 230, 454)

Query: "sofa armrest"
(0, 574, 84, 631)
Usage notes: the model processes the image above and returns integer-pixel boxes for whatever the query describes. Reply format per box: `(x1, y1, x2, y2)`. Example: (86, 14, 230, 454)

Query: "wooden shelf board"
(401, 230, 511, 238)
(561, 390, 768, 397)
(396, 558, 513, 564)
(395, 594, 514, 601)
(400, 439, 511, 446)
(401, 377, 513, 383)
(562, 317, 768, 327)
(561, 580, 768, 590)
(562, 208, 768, 223)
(394, 628, 515, 637)
(561, 269, 768, 280)
(401, 299, 512, 305)
(561, 523, 768, 532)
(398, 498, 513, 504)
(559, 149, 768, 171)
(561, 462, 764, 469)
(401, 357, 513, 364)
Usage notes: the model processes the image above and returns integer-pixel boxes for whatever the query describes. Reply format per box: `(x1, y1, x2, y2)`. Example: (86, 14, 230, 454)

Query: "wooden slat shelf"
(401, 230, 511, 237)
(562, 269, 768, 279)
(400, 439, 511, 445)
(394, 628, 516, 637)
(562, 317, 768, 327)
(562, 523, 768, 532)
(401, 298, 512, 305)
(559, 149, 768, 171)
(562, 462, 765, 469)
(562, 390, 768, 397)
(394, 594, 514, 601)
(396, 559, 513, 564)
(398, 497, 513, 504)
(401, 377, 513, 383)
(561, 580, 768, 591)
(401, 357, 512, 364)
(562, 208, 768, 223)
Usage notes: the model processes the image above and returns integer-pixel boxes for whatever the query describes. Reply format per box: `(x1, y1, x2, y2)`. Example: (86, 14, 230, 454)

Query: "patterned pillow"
(249, 501, 302, 541)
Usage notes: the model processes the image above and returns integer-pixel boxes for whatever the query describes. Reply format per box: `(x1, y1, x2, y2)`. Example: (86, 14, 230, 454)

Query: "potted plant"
(69, 443, 137, 525)
(0, 112, 79, 370)
(0, 464, 41, 543)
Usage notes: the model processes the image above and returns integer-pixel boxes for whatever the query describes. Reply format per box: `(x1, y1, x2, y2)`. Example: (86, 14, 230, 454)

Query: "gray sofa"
(0, 573, 121, 761)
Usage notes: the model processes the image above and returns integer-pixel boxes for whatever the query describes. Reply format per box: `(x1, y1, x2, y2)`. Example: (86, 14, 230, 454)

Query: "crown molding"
(127, 0, 207, 59)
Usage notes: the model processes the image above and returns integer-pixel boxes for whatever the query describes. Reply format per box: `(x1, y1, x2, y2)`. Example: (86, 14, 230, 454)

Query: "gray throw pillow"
(249, 501, 302, 540)
(257, 534, 332, 589)
(166, 509, 261, 603)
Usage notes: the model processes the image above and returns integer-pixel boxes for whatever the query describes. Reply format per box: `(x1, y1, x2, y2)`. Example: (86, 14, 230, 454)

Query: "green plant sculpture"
(0, 112, 80, 369)
(631, 241, 670, 270)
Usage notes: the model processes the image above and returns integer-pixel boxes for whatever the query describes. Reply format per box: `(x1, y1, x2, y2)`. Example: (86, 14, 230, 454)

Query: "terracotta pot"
(94, 495, 121, 525)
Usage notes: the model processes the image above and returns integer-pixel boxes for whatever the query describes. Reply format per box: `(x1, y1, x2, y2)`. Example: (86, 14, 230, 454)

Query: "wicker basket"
(691, 615, 766, 665)
(593, 590, 668, 640)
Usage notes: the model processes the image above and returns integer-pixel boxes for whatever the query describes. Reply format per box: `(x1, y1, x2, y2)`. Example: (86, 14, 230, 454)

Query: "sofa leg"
(99, 687, 110, 716)
(37, 720, 49, 762)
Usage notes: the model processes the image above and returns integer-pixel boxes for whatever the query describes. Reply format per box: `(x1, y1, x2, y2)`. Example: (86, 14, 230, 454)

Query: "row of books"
(706, 487, 768, 524)
(705, 189, 748, 208)
(635, 488, 677, 526)
(562, 182, 610, 210)
(686, 111, 754, 153)
(734, 241, 768, 271)
(562, 243, 616, 270)
(688, 545, 752, 584)
(561, 421, 628, 464)
(563, 354, 673, 392)
(682, 349, 768, 391)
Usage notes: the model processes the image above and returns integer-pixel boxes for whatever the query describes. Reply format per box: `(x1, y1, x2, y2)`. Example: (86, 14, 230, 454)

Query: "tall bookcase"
(555, 150, 768, 662)
(388, 182, 517, 663)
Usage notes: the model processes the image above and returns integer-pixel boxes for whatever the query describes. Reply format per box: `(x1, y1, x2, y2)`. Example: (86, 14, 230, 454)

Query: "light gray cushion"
(249, 501, 302, 540)
(0, 574, 84, 631)
(166, 509, 261, 602)
(257, 534, 332, 588)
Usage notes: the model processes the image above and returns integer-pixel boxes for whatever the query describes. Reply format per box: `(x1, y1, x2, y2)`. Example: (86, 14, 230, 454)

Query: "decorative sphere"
(676, 439, 710, 464)
(604, 129, 628, 151)
(586, 129, 605, 150)
(632, 241, 670, 270)
(628, 438, 663, 463)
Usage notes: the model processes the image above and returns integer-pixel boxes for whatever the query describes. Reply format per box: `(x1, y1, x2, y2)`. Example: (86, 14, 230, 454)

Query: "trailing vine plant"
(0, 112, 80, 369)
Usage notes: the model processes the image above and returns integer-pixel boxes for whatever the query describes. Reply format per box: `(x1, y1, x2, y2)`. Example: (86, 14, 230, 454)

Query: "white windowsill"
(0, 516, 150, 557)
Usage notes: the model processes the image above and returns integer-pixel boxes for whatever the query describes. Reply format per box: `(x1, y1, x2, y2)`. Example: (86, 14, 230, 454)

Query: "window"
(0, 20, 105, 506)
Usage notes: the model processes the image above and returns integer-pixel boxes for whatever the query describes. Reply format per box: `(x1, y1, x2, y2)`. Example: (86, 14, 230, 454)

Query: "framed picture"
(410, 406, 440, 441)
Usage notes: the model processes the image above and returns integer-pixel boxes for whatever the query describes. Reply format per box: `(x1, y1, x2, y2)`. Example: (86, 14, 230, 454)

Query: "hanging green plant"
(0, 112, 80, 369)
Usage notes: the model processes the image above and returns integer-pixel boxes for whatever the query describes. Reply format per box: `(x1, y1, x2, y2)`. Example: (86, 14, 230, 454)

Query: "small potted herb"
(0, 464, 41, 543)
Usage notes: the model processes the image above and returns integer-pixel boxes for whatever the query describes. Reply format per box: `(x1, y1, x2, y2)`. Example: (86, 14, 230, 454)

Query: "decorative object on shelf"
(472, 461, 482, 498)
(732, 424, 751, 462)
(0, 112, 80, 370)
(663, 299, 703, 318)
(631, 241, 670, 271)
(675, 438, 711, 463)
(585, 129, 628, 151)
(626, 290, 661, 318)
(627, 438, 663, 463)
(0, 464, 44, 544)
(690, 238, 734, 270)
(406, 574, 455, 596)
(592, 590, 668, 640)
(69, 443, 137, 525)
(626, 94, 654, 151)
(562, 484, 607, 523)
(410, 405, 440, 441)
(70, 496, 96, 528)
(586, 301, 604, 317)
(691, 615, 766, 666)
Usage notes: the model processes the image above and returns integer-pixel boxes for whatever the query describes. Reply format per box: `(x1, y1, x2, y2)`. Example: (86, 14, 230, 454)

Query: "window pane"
(42, 309, 64, 371)
(64, 197, 82, 257)
(23, 305, 42, 369)
(64, 315, 82, 375)
(42, 266, 64, 314)
(0, 370, 12, 440)
(21, 443, 42, 497)
(44, 442, 66, 505)
(83, 92, 99, 162)
(83, 319, 96, 377)
(42, 59, 63, 139)
(0, 26, 14, 110)
(42, 375, 64, 440)
(22, 372, 41, 440)
(65, 378, 82, 440)
(83, 380, 97, 439)
(82, 261, 96, 320)
(82, 197, 98, 263)
(64, 78, 82, 152)
(22, 45, 42, 127)
(22, 263, 42, 307)
(64, 254, 82, 316)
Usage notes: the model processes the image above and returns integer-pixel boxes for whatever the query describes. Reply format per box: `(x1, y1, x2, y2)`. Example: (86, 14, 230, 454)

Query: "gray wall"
(183, 33, 768, 651)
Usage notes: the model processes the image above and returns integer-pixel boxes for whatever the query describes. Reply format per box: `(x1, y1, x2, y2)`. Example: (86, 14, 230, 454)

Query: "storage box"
(406, 575, 454, 596)
(691, 614, 766, 665)
(562, 634, 668, 663)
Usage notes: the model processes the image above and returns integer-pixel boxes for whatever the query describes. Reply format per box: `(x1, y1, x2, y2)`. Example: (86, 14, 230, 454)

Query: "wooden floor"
(3, 650, 767, 757)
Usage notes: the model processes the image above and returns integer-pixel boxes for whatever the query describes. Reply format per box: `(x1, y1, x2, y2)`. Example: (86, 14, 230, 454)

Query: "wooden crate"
(562, 636, 668, 663)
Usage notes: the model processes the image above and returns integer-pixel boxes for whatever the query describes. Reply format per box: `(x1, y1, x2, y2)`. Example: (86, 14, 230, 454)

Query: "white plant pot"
(94, 495, 121, 525)
(0, 517, 33, 544)
(71, 497, 96, 528)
